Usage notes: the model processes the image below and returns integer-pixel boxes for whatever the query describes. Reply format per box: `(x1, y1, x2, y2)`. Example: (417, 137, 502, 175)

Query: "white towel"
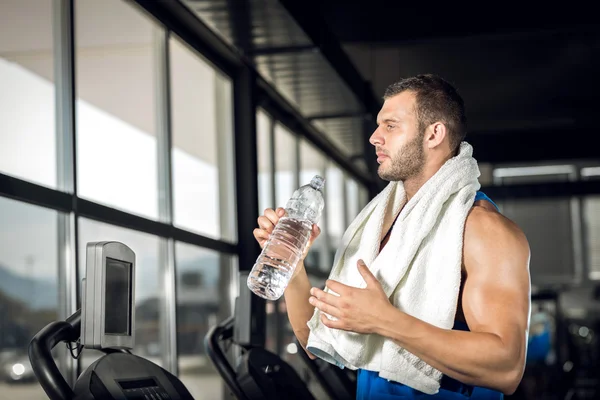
(306, 142, 481, 394)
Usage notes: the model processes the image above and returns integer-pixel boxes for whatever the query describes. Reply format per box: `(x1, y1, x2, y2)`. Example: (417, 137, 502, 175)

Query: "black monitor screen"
(104, 258, 132, 335)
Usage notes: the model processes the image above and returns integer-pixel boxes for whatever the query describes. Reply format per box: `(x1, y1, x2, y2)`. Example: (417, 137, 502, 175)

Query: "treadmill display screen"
(104, 258, 132, 335)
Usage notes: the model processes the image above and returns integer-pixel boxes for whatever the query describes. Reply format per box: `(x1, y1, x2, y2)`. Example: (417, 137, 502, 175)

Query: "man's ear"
(425, 122, 447, 149)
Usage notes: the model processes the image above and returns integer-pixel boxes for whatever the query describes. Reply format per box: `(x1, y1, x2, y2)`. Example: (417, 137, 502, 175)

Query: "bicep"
(461, 216, 531, 352)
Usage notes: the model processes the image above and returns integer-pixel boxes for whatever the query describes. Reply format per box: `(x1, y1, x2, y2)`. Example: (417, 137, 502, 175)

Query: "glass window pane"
(257, 110, 273, 213)
(299, 139, 327, 270)
(493, 164, 576, 185)
(175, 242, 234, 399)
(359, 185, 369, 210)
(299, 139, 325, 190)
(326, 164, 345, 251)
(584, 196, 600, 280)
(274, 124, 297, 207)
(0, 197, 59, 398)
(0, 0, 56, 188)
(77, 218, 162, 368)
(499, 198, 575, 285)
(346, 177, 360, 223)
(170, 36, 235, 240)
(75, 0, 160, 219)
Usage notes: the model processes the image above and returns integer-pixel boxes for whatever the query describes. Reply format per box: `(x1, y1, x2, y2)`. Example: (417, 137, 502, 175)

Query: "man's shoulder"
(463, 205, 530, 261)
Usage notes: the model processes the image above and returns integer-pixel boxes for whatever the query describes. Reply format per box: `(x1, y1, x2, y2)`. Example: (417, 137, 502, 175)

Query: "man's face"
(369, 91, 426, 182)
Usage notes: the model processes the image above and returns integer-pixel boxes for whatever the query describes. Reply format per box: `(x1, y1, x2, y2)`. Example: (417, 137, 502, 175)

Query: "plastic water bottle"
(248, 175, 325, 300)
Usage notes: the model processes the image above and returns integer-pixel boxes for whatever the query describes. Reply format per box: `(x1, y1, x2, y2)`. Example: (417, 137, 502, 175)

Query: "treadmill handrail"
(28, 310, 81, 400)
(204, 316, 249, 400)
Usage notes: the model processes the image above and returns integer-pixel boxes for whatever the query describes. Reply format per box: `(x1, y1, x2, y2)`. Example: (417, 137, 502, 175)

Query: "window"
(493, 164, 576, 185)
(299, 138, 328, 270)
(326, 164, 345, 251)
(0, 197, 60, 398)
(170, 36, 235, 241)
(493, 165, 581, 285)
(584, 197, 600, 280)
(346, 177, 361, 223)
(77, 218, 162, 368)
(500, 199, 576, 285)
(0, 0, 56, 188)
(175, 242, 236, 399)
(274, 123, 297, 207)
(75, 0, 161, 219)
(359, 184, 370, 210)
(257, 110, 274, 214)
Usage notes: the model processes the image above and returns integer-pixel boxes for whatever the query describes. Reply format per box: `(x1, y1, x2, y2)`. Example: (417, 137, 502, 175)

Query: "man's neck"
(403, 159, 447, 202)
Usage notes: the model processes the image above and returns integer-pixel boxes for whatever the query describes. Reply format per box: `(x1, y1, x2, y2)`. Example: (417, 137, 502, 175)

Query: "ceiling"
(180, 0, 368, 167)
(281, 0, 600, 165)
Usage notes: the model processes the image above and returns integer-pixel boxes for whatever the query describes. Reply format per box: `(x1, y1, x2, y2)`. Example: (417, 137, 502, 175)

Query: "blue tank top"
(356, 191, 503, 400)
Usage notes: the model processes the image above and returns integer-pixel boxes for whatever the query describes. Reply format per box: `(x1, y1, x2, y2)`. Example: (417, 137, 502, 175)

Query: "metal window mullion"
(155, 27, 178, 375)
(54, 0, 78, 386)
(233, 65, 264, 349)
(55, 0, 76, 196)
(159, 238, 178, 374)
(57, 213, 78, 385)
(215, 72, 238, 354)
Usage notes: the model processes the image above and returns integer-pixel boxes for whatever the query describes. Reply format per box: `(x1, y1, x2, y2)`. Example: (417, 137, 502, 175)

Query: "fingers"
(320, 313, 345, 330)
(308, 224, 321, 246)
(253, 228, 270, 241)
(309, 296, 341, 319)
(264, 208, 279, 225)
(325, 279, 351, 296)
(253, 228, 270, 248)
(310, 287, 342, 308)
(312, 224, 321, 237)
(356, 259, 378, 286)
(254, 208, 286, 248)
(257, 215, 274, 231)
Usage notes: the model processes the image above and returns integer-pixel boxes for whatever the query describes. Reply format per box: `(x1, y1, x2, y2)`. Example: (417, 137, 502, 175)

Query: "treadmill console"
(82, 241, 136, 350)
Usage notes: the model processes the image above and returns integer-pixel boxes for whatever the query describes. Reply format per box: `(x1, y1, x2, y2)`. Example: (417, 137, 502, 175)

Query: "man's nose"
(369, 126, 383, 146)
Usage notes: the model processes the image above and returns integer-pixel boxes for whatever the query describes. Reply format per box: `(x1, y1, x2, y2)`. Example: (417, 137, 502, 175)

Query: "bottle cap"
(310, 175, 325, 191)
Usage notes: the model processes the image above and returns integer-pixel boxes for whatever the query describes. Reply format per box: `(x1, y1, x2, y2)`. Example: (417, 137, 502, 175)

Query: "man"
(254, 74, 531, 398)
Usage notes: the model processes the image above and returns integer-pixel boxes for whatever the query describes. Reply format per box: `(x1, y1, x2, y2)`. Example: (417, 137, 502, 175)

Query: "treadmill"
(205, 272, 356, 400)
(28, 241, 195, 400)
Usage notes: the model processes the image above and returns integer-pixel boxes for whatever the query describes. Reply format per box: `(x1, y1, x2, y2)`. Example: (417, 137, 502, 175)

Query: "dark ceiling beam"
(330, 24, 600, 45)
(306, 111, 366, 120)
(250, 45, 318, 56)
(226, 0, 253, 54)
(468, 126, 599, 164)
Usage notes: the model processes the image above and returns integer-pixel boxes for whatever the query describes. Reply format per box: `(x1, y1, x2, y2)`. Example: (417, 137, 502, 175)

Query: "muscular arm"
(375, 207, 531, 394)
(283, 261, 317, 359)
(253, 207, 319, 359)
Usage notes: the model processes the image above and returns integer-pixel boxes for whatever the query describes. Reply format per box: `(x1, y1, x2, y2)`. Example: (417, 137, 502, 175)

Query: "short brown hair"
(384, 74, 467, 154)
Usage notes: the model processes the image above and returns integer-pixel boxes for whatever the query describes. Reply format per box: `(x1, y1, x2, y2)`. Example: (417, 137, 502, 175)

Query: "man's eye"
(387, 125, 395, 130)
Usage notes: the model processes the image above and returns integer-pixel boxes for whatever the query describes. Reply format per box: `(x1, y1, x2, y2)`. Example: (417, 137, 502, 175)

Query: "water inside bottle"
(247, 217, 312, 300)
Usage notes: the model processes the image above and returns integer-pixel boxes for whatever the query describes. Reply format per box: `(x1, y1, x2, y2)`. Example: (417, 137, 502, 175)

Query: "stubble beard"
(377, 132, 426, 182)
